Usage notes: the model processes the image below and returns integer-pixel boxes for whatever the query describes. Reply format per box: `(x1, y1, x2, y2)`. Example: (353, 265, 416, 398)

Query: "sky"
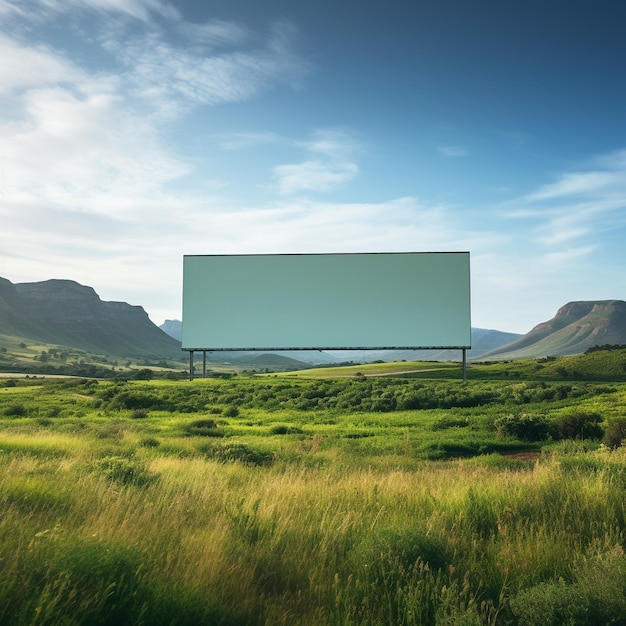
(1, 0, 626, 335)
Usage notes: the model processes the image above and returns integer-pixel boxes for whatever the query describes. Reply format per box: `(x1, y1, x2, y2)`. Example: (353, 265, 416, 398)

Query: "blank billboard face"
(182, 252, 471, 350)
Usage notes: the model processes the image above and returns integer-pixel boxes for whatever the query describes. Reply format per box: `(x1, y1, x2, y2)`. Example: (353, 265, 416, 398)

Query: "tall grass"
(0, 378, 625, 624)
(1, 445, 625, 624)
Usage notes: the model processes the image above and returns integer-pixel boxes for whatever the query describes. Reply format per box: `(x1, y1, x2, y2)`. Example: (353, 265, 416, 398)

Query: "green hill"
(482, 300, 626, 359)
(0, 277, 181, 358)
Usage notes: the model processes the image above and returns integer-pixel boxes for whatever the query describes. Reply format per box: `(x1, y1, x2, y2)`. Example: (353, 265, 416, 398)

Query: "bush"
(270, 424, 303, 435)
(603, 417, 626, 449)
(107, 391, 161, 411)
(94, 456, 156, 486)
(139, 436, 160, 448)
(4, 403, 27, 417)
(223, 405, 240, 417)
(184, 419, 224, 437)
(199, 443, 274, 466)
(552, 411, 603, 441)
(494, 413, 550, 441)
(131, 368, 154, 380)
(432, 415, 470, 430)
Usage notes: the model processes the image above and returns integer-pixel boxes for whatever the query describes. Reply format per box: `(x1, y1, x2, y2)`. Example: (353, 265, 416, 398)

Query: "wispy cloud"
(526, 171, 619, 201)
(2, 0, 180, 22)
(273, 129, 360, 195)
(437, 145, 468, 158)
(0, 0, 316, 312)
(217, 131, 284, 150)
(0, 35, 80, 93)
(0, 1, 313, 212)
(273, 160, 359, 195)
(503, 150, 626, 248)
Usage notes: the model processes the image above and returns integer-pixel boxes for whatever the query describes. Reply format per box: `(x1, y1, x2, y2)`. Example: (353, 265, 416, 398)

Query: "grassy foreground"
(1, 375, 625, 625)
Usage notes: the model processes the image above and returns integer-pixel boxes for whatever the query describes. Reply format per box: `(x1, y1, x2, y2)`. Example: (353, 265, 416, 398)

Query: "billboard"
(182, 252, 471, 351)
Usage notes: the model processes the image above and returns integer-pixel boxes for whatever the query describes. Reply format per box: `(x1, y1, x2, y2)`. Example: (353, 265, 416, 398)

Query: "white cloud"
(178, 19, 251, 47)
(0, 4, 313, 218)
(526, 171, 618, 201)
(539, 247, 595, 267)
(1, 0, 180, 22)
(274, 160, 359, 195)
(437, 145, 468, 158)
(503, 151, 626, 249)
(272, 129, 361, 195)
(2, 82, 189, 215)
(304, 129, 361, 159)
(97, 20, 311, 117)
(217, 131, 283, 150)
(0, 35, 80, 93)
(82, 0, 180, 21)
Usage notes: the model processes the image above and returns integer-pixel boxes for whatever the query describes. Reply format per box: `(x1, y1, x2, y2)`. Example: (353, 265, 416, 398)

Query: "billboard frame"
(182, 252, 471, 379)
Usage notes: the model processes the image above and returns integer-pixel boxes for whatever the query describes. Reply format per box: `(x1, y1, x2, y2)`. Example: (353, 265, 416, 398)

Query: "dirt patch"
(502, 450, 543, 461)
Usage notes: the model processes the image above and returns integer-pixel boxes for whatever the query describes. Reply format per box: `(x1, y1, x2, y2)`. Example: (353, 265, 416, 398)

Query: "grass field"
(0, 365, 625, 624)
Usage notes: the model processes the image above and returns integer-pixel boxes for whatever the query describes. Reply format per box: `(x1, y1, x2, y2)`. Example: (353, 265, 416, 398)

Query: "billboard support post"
(462, 348, 467, 382)
(188, 350, 194, 381)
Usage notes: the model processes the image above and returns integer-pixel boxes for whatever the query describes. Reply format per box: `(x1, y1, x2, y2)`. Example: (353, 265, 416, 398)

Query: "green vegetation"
(0, 332, 190, 379)
(1, 351, 626, 624)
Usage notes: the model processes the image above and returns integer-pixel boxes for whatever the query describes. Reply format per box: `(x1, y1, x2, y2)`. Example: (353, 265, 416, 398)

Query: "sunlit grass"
(0, 377, 625, 623)
(282, 360, 460, 378)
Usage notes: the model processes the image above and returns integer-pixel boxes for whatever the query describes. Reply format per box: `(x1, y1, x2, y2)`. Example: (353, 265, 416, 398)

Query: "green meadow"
(1, 361, 626, 625)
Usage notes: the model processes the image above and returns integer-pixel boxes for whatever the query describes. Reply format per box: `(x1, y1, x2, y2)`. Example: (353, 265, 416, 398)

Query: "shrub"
(131, 408, 149, 419)
(223, 405, 240, 417)
(432, 415, 470, 430)
(199, 443, 274, 466)
(603, 417, 626, 449)
(139, 436, 160, 448)
(494, 413, 550, 441)
(107, 391, 161, 411)
(270, 424, 303, 435)
(131, 368, 154, 380)
(4, 403, 27, 417)
(552, 411, 603, 441)
(94, 456, 156, 486)
(184, 419, 224, 437)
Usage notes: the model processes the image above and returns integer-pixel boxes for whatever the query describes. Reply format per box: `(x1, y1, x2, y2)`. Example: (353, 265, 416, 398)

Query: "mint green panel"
(182, 252, 471, 350)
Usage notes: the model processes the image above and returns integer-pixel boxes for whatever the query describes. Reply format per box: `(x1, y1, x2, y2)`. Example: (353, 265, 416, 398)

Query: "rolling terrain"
(482, 300, 626, 359)
(0, 277, 181, 358)
(1, 276, 625, 374)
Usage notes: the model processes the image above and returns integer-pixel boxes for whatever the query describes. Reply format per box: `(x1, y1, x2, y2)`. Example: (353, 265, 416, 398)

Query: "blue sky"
(1, 0, 625, 334)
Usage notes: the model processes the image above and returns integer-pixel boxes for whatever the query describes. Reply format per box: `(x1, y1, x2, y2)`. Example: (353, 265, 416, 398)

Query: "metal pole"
(462, 348, 467, 382)
(189, 351, 194, 381)
(202, 350, 207, 378)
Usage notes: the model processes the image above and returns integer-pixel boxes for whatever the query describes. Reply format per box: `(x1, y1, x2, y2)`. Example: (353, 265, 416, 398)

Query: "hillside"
(482, 300, 626, 359)
(0, 277, 181, 357)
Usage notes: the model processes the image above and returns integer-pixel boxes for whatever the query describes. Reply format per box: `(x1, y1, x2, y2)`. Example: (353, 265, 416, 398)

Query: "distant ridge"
(0, 277, 181, 357)
(482, 300, 626, 359)
(160, 319, 182, 342)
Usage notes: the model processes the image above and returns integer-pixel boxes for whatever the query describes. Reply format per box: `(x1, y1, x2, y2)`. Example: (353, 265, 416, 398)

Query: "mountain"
(160, 319, 182, 342)
(0, 277, 181, 357)
(481, 300, 626, 359)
